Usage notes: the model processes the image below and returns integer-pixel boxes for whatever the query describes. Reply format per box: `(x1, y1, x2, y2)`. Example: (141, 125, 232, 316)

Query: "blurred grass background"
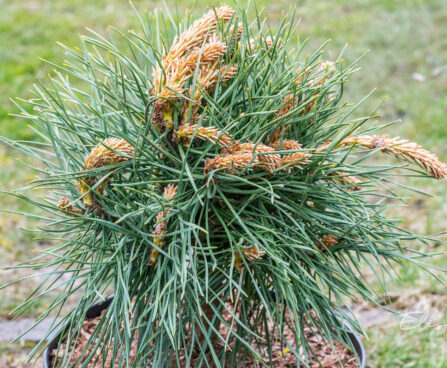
(0, 0, 446, 366)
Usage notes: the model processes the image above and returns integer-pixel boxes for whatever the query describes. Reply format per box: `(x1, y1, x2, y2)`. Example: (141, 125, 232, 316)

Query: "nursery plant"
(3, 3, 446, 367)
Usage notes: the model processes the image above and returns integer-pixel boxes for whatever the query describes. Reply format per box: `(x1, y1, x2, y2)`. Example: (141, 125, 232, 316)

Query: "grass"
(0, 0, 446, 366)
(367, 323, 447, 368)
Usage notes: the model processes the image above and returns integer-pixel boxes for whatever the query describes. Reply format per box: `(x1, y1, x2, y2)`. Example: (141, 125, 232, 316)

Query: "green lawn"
(1, 0, 446, 367)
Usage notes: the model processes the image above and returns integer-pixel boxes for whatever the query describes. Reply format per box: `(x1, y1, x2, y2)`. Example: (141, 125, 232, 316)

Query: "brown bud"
(234, 245, 266, 271)
(58, 196, 84, 216)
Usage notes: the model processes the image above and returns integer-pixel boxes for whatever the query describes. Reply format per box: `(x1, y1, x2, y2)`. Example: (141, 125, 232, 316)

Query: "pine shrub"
(3, 4, 446, 368)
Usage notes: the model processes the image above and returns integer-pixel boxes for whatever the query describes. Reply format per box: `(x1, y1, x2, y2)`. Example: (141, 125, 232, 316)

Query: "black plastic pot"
(43, 296, 114, 368)
(43, 297, 366, 368)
